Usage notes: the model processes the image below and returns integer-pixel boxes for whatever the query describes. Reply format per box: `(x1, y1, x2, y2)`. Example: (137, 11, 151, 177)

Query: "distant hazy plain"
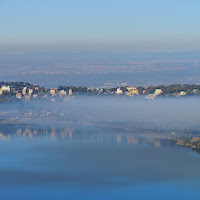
(1, 51, 200, 87)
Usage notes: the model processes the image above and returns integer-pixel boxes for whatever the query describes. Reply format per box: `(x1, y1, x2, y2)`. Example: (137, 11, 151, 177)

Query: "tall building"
(29, 89, 33, 95)
(22, 87, 27, 95)
(0, 89, 2, 95)
(69, 89, 72, 96)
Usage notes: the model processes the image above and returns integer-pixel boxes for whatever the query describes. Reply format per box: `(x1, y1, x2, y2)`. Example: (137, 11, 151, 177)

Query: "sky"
(0, 0, 200, 52)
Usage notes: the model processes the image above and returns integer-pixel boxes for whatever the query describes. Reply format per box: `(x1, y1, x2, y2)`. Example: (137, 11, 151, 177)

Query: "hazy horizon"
(1, 1, 200, 87)
(1, 0, 200, 53)
(0, 50, 200, 87)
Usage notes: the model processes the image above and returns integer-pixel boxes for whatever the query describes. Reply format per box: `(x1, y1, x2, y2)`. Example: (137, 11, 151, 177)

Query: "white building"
(179, 91, 186, 96)
(29, 89, 33, 95)
(192, 89, 198, 94)
(154, 89, 163, 96)
(59, 90, 67, 96)
(22, 87, 27, 95)
(116, 88, 123, 94)
(69, 89, 72, 96)
(1, 85, 10, 92)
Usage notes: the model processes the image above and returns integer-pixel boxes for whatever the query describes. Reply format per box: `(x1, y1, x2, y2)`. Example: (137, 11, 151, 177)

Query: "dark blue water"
(0, 124, 200, 200)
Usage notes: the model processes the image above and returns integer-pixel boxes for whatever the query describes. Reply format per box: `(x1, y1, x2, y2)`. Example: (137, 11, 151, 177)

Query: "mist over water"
(1, 97, 200, 199)
(1, 96, 200, 131)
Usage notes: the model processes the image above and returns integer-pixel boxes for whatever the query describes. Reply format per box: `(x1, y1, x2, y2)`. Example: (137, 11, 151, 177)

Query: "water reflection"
(1, 123, 200, 200)
(0, 123, 168, 148)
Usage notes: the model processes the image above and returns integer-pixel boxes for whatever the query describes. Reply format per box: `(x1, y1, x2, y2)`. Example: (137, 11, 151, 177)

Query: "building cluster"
(145, 88, 192, 99)
(0, 82, 44, 101)
(49, 88, 72, 97)
(1, 82, 200, 102)
(16, 86, 39, 100)
(0, 85, 11, 96)
(145, 89, 163, 99)
(0, 82, 73, 101)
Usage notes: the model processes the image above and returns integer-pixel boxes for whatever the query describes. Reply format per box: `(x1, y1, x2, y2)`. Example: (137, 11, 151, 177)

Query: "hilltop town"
(1, 81, 200, 102)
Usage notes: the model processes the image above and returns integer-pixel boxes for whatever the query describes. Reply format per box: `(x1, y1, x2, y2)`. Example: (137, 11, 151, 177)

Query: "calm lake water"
(0, 123, 200, 200)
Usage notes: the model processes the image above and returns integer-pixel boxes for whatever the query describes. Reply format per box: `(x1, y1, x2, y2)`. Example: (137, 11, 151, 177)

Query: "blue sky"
(0, 0, 200, 52)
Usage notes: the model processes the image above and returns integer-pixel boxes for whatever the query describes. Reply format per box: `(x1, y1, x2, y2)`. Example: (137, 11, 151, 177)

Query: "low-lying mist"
(1, 96, 200, 132)
(1, 96, 200, 193)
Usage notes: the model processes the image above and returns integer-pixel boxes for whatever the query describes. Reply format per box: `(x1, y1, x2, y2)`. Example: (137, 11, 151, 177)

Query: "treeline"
(1, 81, 200, 96)
(58, 84, 200, 95)
(145, 84, 200, 95)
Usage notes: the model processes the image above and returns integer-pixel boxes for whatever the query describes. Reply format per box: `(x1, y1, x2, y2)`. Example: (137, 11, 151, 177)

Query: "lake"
(0, 123, 200, 200)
